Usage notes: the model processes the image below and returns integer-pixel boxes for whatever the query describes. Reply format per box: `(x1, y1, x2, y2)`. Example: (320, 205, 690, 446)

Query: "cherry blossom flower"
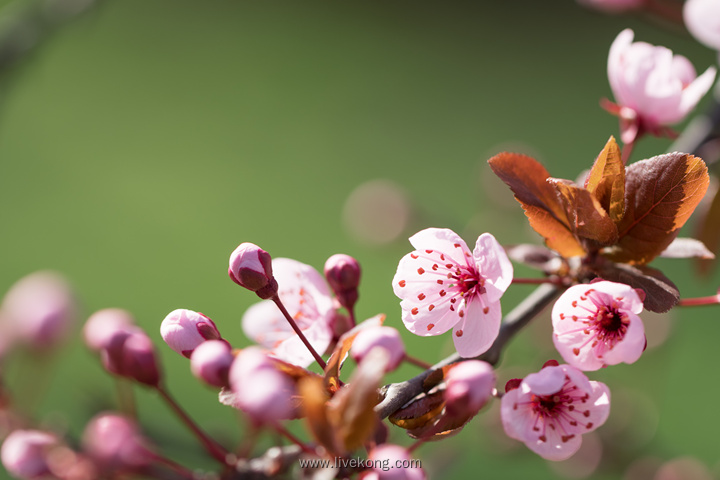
(242, 258, 335, 367)
(392, 228, 513, 358)
(684, 0, 720, 52)
(606, 29, 716, 143)
(501, 363, 611, 461)
(552, 281, 646, 371)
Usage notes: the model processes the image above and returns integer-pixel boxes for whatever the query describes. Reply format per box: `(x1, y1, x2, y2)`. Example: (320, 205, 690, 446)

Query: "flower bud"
(444, 360, 495, 418)
(160, 309, 222, 358)
(101, 328, 161, 387)
(229, 347, 295, 424)
(228, 243, 278, 299)
(1, 271, 77, 349)
(82, 413, 154, 472)
(365, 444, 425, 480)
(1, 430, 60, 479)
(83, 309, 135, 351)
(350, 326, 405, 372)
(190, 340, 233, 388)
(324, 254, 361, 310)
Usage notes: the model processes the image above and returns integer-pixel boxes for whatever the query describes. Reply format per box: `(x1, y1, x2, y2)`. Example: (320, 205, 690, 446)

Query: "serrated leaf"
(604, 153, 710, 265)
(585, 136, 625, 223)
(659, 238, 715, 259)
(489, 153, 585, 258)
(323, 314, 384, 394)
(549, 179, 619, 246)
(594, 262, 679, 313)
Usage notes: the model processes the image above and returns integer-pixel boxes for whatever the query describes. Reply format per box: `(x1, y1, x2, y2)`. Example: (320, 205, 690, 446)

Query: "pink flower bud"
(1, 271, 77, 349)
(101, 328, 161, 387)
(350, 326, 405, 372)
(324, 254, 361, 310)
(160, 309, 222, 358)
(607, 29, 716, 143)
(83, 309, 135, 351)
(365, 445, 426, 480)
(229, 347, 295, 424)
(684, 0, 720, 52)
(190, 340, 233, 388)
(228, 243, 278, 299)
(1, 430, 60, 479)
(444, 360, 495, 417)
(82, 413, 154, 472)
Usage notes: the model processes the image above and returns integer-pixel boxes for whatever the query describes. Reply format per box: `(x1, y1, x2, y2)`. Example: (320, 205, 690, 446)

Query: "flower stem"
(403, 354, 433, 370)
(622, 139, 635, 165)
(155, 386, 230, 465)
(272, 295, 327, 370)
(678, 295, 720, 307)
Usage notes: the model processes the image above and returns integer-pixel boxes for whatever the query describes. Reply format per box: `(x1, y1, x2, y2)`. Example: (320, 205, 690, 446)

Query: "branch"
(375, 283, 562, 419)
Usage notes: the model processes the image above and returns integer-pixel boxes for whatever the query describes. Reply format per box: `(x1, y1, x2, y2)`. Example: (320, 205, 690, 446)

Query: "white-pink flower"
(684, 0, 720, 52)
(552, 281, 646, 371)
(392, 228, 513, 358)
(607, 29, 716, 142)
(242, 258, 334, 367)
(501, 363, 611, 461)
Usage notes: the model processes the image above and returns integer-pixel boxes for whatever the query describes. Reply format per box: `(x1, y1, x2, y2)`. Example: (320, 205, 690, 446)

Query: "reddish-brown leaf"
(489, 153, 585, 258)
(299, 376, 339, 455)
(604, 153, 709, 265)
(594, 262, 679, 313)
(696, 185, 720, 275)
(326, 348, 387, 452)
(585, 136, 625, 223)
(323, 314, 384, 394)
(549, 179, 619, 246)
(388, 391, 446, 431)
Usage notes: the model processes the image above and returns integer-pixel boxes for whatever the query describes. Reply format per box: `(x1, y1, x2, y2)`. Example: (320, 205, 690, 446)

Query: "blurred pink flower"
(552, 281, 646, 371)
(83, 308, 135, 351)
(684, 0, 720, 52)
(1, 271, 77, 349)
(101, 328, 162, 387)
(1, 430, 59, 479)
(190, 339, 234, 388)
(229, 347, 296, 425)
(364, 445, 426, 480)
(577, 0, 644, 13)
(350, 326, 405, 372)
(160, 309, 222, 358)
(82, 413, 154, 472)
(606, 29, 716, 143)
(392, 228, 513, 358)
(501, 363, 610, 461)
(444, 360, 496, 417)
(242, 258, 335, 367)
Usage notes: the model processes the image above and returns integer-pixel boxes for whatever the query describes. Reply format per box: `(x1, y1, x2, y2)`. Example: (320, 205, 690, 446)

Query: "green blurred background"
(0, 0, 719, 478)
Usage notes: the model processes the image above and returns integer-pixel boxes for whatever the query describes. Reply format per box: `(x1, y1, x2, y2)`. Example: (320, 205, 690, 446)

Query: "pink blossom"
(607, 29, 716, 143)
(83, 308, 135, 351)
(228, 242, 278, 299)
(684, 0, 720, 52)
(364, 445, 426, 480)
(160, 309, 222, 358)
(190, 339, 234, 388)
(501, 363, 611, 461)
(444, 360, 496, 417)
(242, 258, 335, 367)
(1, 430, 59, 479)
(324, 253, 361, 310)
(82, 413, 154, 472)
(552, 281, 646, 371)
(577, 0, 644, 13)
(228, 347, 296, 425)
(1, 271, 76, 349)
(351, 326, 405, 372)
(392, 228, 513, 358)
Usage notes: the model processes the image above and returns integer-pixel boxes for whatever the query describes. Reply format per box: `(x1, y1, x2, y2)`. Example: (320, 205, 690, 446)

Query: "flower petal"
(473, 233, 513, 303)
(451, 297, 501, 357)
